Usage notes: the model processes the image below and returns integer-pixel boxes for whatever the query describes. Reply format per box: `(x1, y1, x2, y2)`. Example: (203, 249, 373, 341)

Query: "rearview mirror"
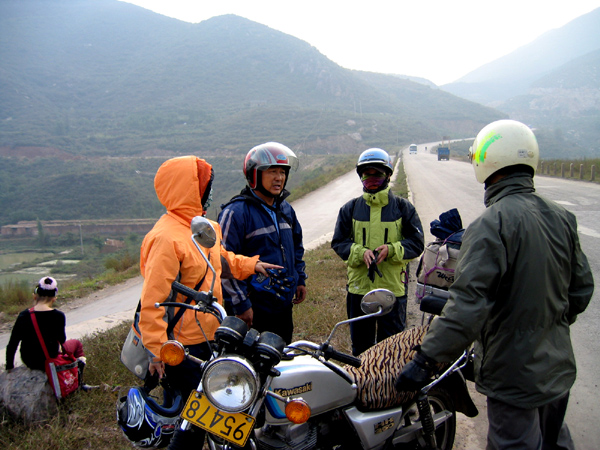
(361, 289, 395, 315)
(191, 216, 217, 248)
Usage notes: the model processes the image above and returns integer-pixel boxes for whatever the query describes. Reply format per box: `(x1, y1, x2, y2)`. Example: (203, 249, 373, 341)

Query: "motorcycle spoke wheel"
(395, 388, 456, 450)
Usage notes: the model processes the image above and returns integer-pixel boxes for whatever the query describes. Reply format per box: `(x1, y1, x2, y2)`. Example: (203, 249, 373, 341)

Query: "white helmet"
(470, 120, 539, 184)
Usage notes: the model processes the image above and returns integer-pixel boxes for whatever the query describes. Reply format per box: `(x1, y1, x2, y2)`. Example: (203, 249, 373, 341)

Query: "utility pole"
(79, 223, 84, 255)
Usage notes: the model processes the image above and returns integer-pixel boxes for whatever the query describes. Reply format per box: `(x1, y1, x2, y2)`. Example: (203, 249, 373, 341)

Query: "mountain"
(440, 8, 600, 157)
(443, 8, 600, 105)
(0, 0, 500, 157)
(0, 0, 505, 227)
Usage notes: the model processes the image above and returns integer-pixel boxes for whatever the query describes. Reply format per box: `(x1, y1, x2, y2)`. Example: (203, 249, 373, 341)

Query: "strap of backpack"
(166, 269, 208, 337)
(29, 308, 51, 360)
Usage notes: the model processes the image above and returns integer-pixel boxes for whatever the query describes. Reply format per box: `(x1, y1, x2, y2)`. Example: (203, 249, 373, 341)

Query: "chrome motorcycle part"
(191, 215, 217, 248)
(361, 288, 396, 315)
(202, 356, 259, 413)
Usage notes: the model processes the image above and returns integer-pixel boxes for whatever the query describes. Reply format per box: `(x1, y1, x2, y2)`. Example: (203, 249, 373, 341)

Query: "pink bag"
(29, 308, 80, 399)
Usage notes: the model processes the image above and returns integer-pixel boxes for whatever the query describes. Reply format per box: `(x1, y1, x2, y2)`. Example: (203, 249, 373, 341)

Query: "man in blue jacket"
(219, 142, 307, 344)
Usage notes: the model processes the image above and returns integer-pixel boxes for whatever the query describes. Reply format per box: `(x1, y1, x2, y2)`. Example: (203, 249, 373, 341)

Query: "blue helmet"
(356, 148, 394, 176)
(117, 386, 182, 448)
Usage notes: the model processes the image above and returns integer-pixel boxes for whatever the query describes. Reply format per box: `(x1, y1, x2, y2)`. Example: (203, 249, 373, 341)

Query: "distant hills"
(0, 0, 499, 159)
(0, 0, 504, 227)
(0, 0, 597, 228)
(442, 8, 600, 156)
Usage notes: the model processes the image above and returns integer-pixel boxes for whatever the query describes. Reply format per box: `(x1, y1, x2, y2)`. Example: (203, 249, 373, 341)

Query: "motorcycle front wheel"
(395, 387, 456, 450)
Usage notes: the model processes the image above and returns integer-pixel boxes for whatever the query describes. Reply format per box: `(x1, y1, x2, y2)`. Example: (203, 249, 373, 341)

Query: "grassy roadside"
(0, 242, 352, 450)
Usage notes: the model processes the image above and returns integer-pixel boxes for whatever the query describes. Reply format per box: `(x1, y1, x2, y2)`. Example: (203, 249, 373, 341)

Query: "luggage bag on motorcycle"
(416, 209, 464, 302)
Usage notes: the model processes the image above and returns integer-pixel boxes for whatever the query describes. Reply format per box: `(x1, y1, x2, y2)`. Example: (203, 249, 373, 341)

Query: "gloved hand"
(250, 268, 294, 299)
(368, 250, 383, 283)
(395, 347, 437, 392)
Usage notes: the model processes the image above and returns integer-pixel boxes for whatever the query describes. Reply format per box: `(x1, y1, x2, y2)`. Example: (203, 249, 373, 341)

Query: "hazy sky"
(120, 1, 599, 86)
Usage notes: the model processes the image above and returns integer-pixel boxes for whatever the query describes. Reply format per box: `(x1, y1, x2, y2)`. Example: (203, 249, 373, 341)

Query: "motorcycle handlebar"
(154, 301, 198, 310)
(154, 281, 227, 322)
(322, 344, 362, 368)
(171, 281, 205, 303)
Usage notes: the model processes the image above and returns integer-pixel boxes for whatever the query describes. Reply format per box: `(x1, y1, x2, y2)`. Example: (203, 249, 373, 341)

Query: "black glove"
(395, 347, 437, 392)
(368, 250, 383, 282)
(250, 268, 294, 299)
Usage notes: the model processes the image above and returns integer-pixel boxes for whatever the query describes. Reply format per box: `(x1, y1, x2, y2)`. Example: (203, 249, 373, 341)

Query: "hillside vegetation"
(0, 0, 507, 226)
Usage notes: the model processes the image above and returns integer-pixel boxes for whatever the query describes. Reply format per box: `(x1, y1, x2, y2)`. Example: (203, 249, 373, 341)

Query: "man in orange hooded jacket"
(139, 155, 279, 449)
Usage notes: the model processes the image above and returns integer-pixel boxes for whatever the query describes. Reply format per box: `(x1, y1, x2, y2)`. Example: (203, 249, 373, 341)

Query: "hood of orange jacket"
(154, 155, 213, 225)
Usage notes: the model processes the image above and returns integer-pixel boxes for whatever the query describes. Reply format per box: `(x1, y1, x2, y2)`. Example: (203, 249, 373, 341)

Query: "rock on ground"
(0, 366, 57, 424)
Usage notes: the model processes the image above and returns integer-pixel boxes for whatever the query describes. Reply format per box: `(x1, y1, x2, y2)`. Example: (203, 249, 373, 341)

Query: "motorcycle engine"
(254, 423, 317, 450)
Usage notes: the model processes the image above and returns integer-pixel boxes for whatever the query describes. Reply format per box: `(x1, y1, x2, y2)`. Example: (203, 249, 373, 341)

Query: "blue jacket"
(218, 187, 307, 314)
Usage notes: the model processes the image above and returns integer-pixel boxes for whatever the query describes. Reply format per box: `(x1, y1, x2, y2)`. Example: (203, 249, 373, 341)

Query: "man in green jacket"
(396, 120, 594, 450)
(332, 148, 424, 356)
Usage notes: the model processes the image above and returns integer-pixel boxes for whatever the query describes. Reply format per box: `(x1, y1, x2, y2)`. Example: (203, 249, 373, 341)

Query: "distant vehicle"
(409, 144, 417, 154)
(437, 147, 450, 161)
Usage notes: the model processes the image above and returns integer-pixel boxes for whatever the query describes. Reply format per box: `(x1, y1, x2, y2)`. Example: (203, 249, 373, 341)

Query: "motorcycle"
(157, 216, 478, 450)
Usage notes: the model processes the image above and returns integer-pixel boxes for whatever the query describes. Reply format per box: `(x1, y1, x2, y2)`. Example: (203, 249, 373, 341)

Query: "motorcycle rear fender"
(436, 371, 478, 418)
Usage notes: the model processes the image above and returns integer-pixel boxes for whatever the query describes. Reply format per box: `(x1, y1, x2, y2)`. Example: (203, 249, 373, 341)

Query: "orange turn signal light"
(285, 398, 311, 424)
(160, 340, 186, 366)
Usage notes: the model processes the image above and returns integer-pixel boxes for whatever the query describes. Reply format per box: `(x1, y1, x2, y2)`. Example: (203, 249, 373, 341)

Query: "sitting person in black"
(5, 277, 86, 378)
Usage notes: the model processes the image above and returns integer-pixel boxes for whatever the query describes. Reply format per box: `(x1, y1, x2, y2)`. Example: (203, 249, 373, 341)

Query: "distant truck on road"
(409, 144, 417, 154)
(437, 146, 450, 161)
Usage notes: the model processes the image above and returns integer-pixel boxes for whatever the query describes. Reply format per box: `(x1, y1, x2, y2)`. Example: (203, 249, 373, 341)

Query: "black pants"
(252, 305, 294, 345)
(165, 343, 212, 450)
(486, 392, 574, 450)
(347, 292, 407, 356)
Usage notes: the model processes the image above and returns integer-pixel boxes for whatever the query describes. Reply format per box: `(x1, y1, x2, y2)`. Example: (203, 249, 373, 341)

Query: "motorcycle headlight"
(202, 356, 259, 413)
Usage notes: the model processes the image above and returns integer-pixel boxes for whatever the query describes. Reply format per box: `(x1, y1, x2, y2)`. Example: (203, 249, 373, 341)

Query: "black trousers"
(346, 292, 407, 356)
(252, 304, 294, 345)
(165, 343, 212, 450)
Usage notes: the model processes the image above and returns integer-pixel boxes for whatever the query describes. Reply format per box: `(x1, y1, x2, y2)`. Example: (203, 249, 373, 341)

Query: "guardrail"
(540, 162, 596, 182)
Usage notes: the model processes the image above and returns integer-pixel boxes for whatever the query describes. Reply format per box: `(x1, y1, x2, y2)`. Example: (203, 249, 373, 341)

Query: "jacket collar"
(484, 173, 535, 207)
(223, 186, 290, 211)
(363, 186, 391, 207)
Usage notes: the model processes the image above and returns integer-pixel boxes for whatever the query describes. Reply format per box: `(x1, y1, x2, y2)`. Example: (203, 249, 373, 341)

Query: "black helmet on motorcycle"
(117, 385, 183, 448)
(244, 142, 299, 192)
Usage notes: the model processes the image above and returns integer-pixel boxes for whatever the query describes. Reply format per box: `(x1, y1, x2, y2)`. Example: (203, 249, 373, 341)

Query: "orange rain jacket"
(139, 156, 259, 361)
